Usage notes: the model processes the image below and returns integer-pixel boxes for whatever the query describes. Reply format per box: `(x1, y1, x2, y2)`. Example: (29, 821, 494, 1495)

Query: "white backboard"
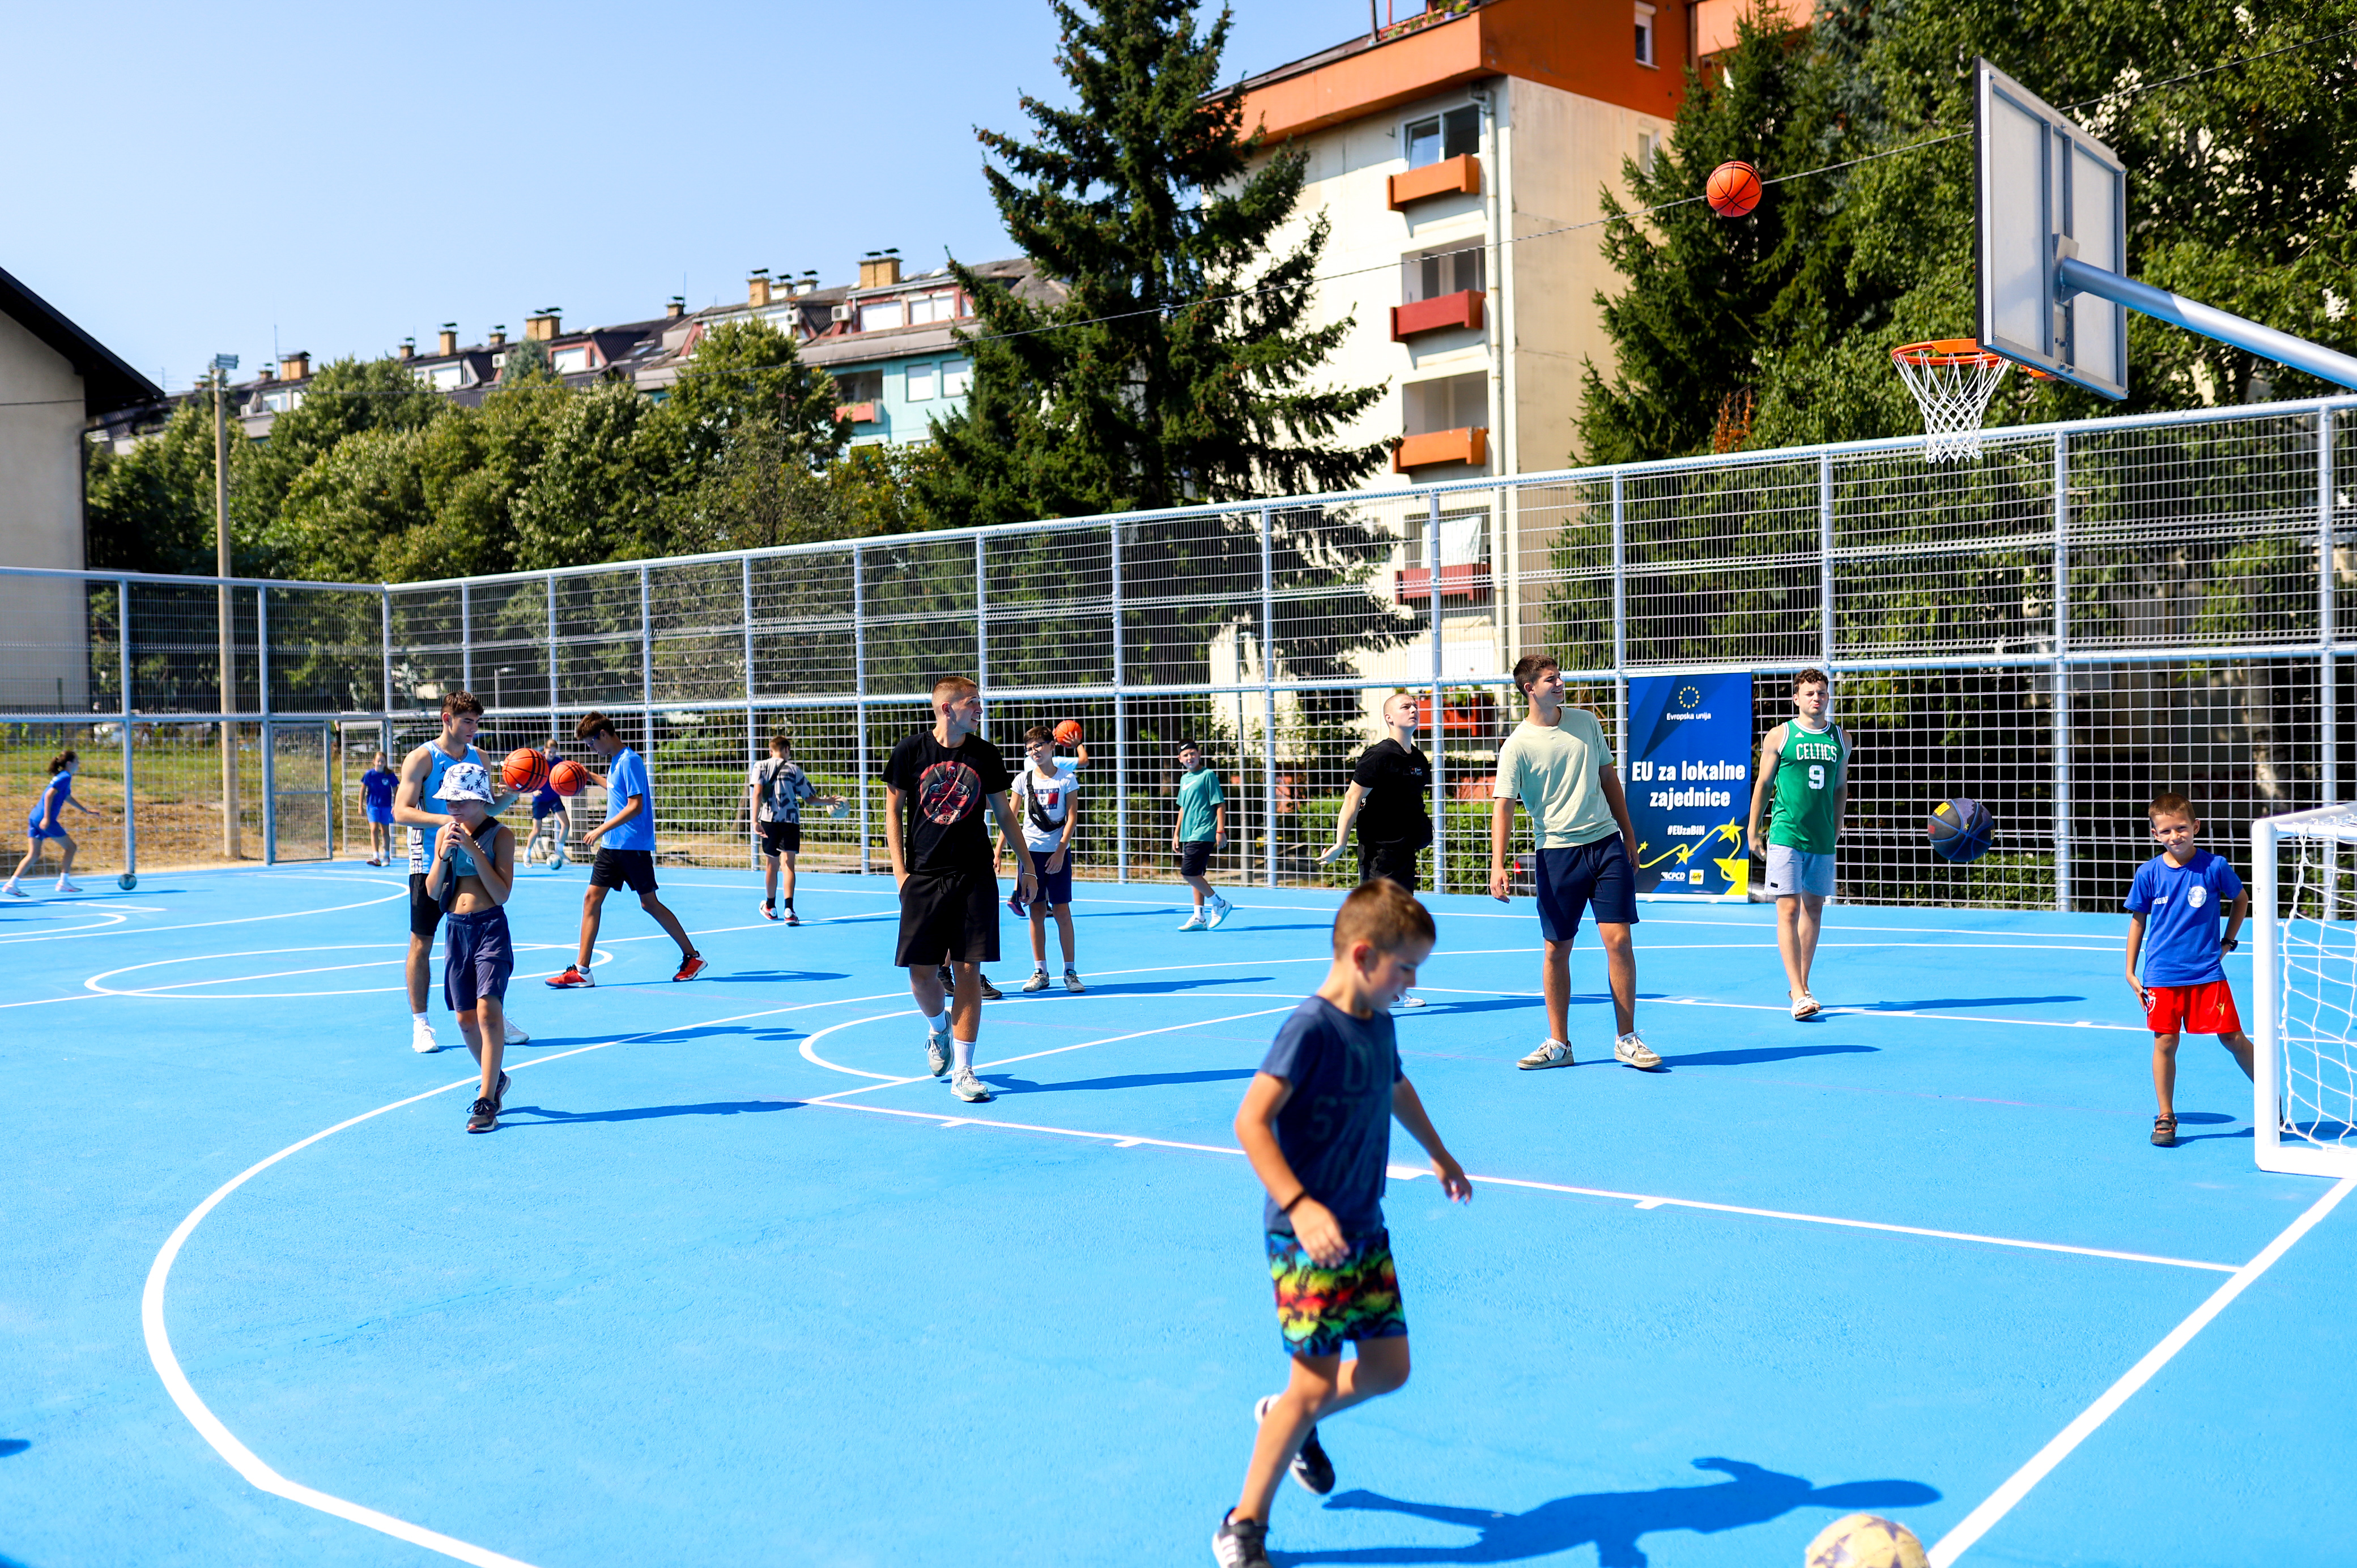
(1975, 59, 2129, 400)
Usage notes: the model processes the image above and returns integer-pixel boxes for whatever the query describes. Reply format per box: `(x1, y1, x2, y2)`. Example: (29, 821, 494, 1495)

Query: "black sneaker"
(938, 963, 1004, 1001)
(1254, 1394, 1335, 1494)
(977, 972, 1003, 1001)
(1211, 1512, 1271, 1568)
(466, 1096, 498, 1134)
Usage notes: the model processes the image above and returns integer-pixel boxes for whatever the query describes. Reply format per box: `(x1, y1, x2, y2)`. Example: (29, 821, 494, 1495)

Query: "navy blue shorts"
(1534, 836, 1639, 941)
(1023, 849, 1074, 907)
(443, 907, 515, 1013)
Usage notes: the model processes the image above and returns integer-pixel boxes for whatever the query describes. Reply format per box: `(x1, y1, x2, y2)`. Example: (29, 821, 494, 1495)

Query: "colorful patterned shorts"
(1266, 1228, 1407, 1360)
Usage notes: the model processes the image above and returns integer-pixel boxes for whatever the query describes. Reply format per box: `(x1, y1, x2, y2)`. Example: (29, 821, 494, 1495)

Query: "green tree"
(240, 357, 446, 553)
(918, 0, 1387, 522)
(510, 379, 678, 569)
(658, 317, 848, 469)
(84, 397, 254, 574)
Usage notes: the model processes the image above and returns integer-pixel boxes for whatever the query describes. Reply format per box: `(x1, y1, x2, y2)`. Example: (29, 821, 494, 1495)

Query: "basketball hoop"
(1891, 339, 2010, 463)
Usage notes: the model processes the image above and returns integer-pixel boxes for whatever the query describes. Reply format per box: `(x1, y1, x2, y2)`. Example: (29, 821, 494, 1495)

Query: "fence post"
(1819, 453, 1836, 668)
(1262, 504, 1278, 890)
(854, 542, 871, 876)
(379, 587, 394, 756)
(743, 554, 758, 873)
(1610, 474, 1628, 772)
(219, 580, 240, 861)
(259, 586, 276, 866)
(2053, 431, 2072, 913)
(975, 535, 989, 726)
(120, 577, 136, 878)
(545, 574, 560, 725)
(1111, 518, 1128, 884)
(1428, 491, 1447, 890)
(638, 565, 654, 723)
(460, 580, 473, 697)
(2321, 402, 2338, 816)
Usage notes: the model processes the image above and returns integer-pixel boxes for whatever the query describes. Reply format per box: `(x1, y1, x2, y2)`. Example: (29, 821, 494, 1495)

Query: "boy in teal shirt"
(1173, 739, 1232, 930)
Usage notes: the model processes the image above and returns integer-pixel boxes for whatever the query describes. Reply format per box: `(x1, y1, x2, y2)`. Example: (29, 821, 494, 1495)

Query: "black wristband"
(1280, 1190, 1309, 1214)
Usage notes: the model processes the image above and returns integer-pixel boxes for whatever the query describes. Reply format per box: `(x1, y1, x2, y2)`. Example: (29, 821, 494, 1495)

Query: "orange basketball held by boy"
(501, 747, 551, 795)
(1054, 719, 1084, 748)
(1707, 159, 1762, 218)
(548, 759, 590, 797)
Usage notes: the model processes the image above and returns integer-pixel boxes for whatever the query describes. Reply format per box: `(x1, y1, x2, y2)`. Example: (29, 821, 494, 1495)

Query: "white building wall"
(0, 309, 92, 711)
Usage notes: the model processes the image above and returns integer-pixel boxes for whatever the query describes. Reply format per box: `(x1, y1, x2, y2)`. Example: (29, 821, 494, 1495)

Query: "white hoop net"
(1892, 339, 2011, 464)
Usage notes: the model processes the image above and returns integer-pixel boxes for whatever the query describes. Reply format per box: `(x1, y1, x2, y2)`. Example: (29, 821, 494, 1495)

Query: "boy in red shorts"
(2124, 792, 2256, 1148)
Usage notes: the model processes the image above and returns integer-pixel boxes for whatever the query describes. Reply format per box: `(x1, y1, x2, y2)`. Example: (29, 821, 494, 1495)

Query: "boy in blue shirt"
(1215, 880, 1470, 1568)
(360, 750, 397, 867)
(546, 711, 704, 987)
(2124, 793, 2256, 1148)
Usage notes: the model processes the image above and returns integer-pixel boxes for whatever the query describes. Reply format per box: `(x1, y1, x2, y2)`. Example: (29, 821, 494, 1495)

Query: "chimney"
(525, 310, 561, 342)
(438, 322, 458, 356)
(748, 269, 773, 308)
(666, 296, 686, 319)
(488, 326, 508, 348)
(282, 352, 311, 381)
(397, 338, 415, 360)
(858, 250, 903, 289)
(257, 363, 275, 383)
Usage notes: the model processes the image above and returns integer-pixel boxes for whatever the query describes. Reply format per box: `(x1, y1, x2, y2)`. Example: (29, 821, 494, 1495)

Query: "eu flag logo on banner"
(1626, 671, 1752, 897)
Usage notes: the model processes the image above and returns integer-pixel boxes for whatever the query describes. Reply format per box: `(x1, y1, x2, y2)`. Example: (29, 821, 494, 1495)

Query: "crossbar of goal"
(2253, 806, 2357, 1177)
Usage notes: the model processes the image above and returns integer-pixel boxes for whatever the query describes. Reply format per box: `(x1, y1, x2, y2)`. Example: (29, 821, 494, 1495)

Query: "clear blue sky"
(4, 2, 1386, 397)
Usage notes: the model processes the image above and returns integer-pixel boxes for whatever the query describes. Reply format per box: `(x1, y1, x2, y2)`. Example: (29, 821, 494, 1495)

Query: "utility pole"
(212, 354, 240, 859)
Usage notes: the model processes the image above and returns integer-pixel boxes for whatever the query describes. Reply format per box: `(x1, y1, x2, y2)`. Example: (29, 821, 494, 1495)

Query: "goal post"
(2252, 807, 2357, 1177)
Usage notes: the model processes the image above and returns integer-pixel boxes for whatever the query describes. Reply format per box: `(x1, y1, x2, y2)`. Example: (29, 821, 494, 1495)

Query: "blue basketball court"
(3, 863, 2350, 1567)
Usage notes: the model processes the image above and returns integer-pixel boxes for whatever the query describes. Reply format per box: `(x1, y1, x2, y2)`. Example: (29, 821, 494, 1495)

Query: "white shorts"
(1764, 845, 1835, 899)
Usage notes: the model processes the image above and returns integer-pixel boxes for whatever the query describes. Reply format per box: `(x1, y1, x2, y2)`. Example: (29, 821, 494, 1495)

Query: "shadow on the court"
(1658, 1042, 1877, 1069)
(696, 969, 851, 983)
(497, 1100, 801, 1127)
(983, 1067, 1257, 1096)
(0, 1438, 25, 1457)
(1058, 976, 1278, 996)
(1274, 1458, 1938, 1566)
(2171, 1115, 2254, 1145)
(1846, 994, 2083, 1011)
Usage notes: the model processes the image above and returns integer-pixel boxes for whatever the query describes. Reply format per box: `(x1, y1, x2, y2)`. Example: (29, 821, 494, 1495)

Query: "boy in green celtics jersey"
(1746, 668, 1848, 1019)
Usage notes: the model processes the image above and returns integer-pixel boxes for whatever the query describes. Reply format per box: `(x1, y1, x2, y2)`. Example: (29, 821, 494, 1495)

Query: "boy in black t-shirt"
(1319, 692, 1433, 1007)
(883, 676, 1036, 1103)
(1215, 880, 1470, 1568)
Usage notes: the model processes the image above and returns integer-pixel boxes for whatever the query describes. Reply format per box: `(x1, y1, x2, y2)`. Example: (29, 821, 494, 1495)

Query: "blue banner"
(1625, 671, 1753, 897)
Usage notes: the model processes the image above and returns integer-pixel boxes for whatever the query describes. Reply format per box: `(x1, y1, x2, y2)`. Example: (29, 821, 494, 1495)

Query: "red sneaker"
(673, 953, 708, 982)
(546, 965, 595, 988)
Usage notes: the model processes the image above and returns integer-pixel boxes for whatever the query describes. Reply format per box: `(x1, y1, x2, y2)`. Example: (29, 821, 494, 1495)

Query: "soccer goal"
(2253, 807, 2357, 1176)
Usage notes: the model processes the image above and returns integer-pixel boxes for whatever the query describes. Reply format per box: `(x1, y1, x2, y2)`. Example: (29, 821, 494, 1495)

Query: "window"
(1407, 506, 1493, 568)
(941, 357, 972, 397)
(419, 363, 465, 390)
(835, 370, 883, 405)
(1635, 1, 1656, 66)
(908, 291, 958, 326)
(906, 361, 937, 401)
(551, 345, 592, 375)
(1402, 244, 1485, 304)
(1403, 104, 1480, 169)
(858, 299, 904, 332)
(1637, 130, 1658, 175)
(763, 307, 800, 333)
(1403, 372, 1488, 437)
(262, 389, 303, 413)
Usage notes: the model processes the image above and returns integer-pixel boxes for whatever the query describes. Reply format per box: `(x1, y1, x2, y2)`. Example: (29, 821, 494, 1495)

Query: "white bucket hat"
(435, 761, 496, 803)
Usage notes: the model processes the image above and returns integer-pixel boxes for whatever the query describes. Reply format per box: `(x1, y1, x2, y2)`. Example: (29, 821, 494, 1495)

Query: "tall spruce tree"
(917, 0, 1387, 522)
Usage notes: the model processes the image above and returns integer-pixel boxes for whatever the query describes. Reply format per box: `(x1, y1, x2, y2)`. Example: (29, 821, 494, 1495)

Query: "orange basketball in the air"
(1054, 719, 1084, 748)
(1706, 159, 1763, 218)
(548, 759, 589, 797)
(502, 747, 550, 794)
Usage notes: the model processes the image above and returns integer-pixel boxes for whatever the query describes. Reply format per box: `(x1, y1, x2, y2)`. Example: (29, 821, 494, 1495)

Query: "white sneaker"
(54, 879, 80, 894)
(411, 1018, 441, 1054)
(1517, 1039, 1574, 1070)
(1, 882, 22, 898)
(1393, 994, 1427, 1009)
(1063, 968, 1087, 994)
(1792, 991, 1821, 1020)
(1205, 894, 1233, 929)
(1178, 909, 1209, 931)
(951, 1068, 992, 1103)
(1022, 968, 1050, 993)
(503, 1018, 530, 1045)
(1615, 1032, 1665, 1071)
(926, 1028, 952, 1077)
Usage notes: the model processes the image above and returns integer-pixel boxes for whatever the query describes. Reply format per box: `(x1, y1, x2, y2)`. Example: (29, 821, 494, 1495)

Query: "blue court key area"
(2, 864, 2350, 1567)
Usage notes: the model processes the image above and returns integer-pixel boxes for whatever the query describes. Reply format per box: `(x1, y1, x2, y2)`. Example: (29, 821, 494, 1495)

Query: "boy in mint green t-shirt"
(1173, 739, 1232, 931)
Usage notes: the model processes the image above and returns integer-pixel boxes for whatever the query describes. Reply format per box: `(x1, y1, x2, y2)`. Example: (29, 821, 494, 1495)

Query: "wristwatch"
(2221, 936, 2240, 953)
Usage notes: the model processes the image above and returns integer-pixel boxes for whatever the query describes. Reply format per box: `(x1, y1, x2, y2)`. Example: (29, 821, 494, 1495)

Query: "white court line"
(795, 998, 1302, 1092)
(0, 877, 406, 946)
(1928, 1174, 2357, 1565)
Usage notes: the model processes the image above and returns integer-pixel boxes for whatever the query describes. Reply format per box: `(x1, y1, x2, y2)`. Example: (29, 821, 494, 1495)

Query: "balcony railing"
(836, 402, 880, 424)
(1392, 425, 1487, 472)
(1392, 289, 1486, 340)
(1394, 563, 1493, 604)
(1388, 153, 1481, 210)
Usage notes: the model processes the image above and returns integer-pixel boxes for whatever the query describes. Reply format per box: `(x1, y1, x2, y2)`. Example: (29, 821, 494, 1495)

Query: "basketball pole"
(2056, 257, 2357, 391)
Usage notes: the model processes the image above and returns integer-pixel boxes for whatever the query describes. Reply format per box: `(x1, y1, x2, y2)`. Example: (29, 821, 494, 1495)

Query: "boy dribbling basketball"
(545, 712, 704, 988)
(2125, 793, 2257, 1148)
(1215, 880, 1470, 1568)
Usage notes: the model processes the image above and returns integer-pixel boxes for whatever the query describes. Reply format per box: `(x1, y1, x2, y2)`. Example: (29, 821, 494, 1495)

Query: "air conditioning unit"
(831, 305, 852, 323)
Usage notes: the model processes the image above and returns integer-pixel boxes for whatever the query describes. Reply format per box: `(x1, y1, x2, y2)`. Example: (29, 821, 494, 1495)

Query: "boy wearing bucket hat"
(425, 761, 520, 1134)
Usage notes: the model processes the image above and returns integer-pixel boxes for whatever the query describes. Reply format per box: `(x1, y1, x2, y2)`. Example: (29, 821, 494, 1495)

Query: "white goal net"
(2253, 807, 2357, 1176)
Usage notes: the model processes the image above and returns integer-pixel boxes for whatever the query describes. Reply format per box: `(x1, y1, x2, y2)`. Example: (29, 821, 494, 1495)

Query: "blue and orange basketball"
(501, 747, 550, 795)
(1928, 797, 1996, 863)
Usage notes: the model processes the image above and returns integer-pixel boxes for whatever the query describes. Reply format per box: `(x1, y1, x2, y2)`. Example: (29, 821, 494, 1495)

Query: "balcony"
(1392, 425, 1486, 472)
(1389, 153, 1481, 210)
(1394, 563, 1493, 604)
(1391, 289, 1485, 341)
(836, 402, 879, 424)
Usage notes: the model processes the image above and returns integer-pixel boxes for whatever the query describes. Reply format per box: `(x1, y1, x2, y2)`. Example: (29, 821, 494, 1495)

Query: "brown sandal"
(2151, 1114, 2178, 1147)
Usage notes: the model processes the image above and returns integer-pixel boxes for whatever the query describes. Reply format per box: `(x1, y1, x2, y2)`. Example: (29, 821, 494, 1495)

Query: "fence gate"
(263, 722, 335, 864)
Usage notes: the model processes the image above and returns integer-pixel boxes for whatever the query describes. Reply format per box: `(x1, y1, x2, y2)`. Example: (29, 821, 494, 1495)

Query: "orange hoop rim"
(1892, 338, 2005, 369)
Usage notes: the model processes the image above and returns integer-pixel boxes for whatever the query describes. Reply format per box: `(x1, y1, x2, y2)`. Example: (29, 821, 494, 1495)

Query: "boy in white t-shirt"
(998, 723, 1087, 992)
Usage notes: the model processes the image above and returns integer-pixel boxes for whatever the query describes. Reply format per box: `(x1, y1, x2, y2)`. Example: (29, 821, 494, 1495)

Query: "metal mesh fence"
(10, 395, 2355, 907)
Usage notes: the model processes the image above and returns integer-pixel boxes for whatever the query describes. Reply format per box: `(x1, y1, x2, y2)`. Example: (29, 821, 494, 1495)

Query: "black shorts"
(759, 820, 802, 857)
(442, 907, 515, 1013)
(589, 847, 659, 896)
(1178, 840, 1216, 878)
(408, 873, 444, 940)
(1358, 841, 1423, 892)
(1534, 836, 1640, 941)
(894, 867, 1000, 967)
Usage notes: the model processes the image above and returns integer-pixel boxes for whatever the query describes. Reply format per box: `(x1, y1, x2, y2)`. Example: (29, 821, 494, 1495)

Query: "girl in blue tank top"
(5, 748, 99, 898)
